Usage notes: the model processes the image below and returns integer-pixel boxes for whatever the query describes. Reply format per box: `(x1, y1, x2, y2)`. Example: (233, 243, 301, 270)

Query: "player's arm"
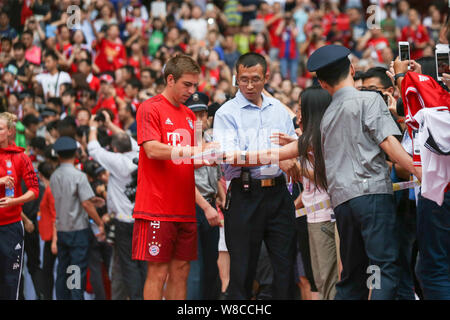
(195, 187, 221, 227)
(142, 140, 212, 161)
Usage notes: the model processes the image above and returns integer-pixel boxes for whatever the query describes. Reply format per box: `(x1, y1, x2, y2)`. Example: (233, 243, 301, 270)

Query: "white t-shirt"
(301, 160, 334, 223)
(36, 71, 72, 99)
(182, 18, 208, 41)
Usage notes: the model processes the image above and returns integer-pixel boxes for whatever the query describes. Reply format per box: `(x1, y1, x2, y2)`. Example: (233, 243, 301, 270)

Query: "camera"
(105, 214, 116, 245)
(94, 110, 105, 122)
(124, 158, 139, 203)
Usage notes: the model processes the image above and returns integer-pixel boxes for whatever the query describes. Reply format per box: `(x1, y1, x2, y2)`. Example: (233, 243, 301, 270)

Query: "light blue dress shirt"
(213, 90, 296, 181)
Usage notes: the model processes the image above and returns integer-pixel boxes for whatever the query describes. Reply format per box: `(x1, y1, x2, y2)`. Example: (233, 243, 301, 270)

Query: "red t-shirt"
(367, 37, 390, 62)
(91, 96, 120, 126)
(400, 25, 430, 60)
(133, 94, 197, 222)
(94, 38, 127, 73)
(38, 186, 56, 242)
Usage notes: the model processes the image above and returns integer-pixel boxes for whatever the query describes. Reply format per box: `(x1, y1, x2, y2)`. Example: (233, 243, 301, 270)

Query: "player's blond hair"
(0, 112, 18, 130)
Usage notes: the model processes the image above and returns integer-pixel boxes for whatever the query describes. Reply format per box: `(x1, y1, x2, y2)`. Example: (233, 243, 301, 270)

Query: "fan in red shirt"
(94, 24, 127, 73)
(400, 8, 430, 60)
(132, 55, 218, 300)
(91, 74, 120, 126)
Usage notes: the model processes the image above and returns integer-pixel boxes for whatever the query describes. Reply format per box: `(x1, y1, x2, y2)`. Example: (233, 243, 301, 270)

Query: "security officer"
(51, 136, 105, 300)
(213, 52, 298, 300)
(306, 44, 421, 300)
(185, 92, 223, 300)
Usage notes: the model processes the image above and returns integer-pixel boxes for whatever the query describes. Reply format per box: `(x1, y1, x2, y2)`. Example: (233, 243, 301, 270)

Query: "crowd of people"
(0, 0, 448, 301)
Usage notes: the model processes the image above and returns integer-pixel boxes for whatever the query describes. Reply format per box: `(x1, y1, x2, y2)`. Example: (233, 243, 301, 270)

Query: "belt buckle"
(261, 179, 275, 187)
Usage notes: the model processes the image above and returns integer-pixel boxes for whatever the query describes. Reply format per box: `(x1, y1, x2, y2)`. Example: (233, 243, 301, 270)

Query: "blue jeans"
(56, 228, 91, 300)
(280, 58, 299, 84)
(334, 194, 400, 300)
(187, 203, 220, 300)
(416, 190, 450, 300)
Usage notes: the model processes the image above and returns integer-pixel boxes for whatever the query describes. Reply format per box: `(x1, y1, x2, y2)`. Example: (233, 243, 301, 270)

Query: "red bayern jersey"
(401, 72, 450, 166)
(133, 94, 197, 222)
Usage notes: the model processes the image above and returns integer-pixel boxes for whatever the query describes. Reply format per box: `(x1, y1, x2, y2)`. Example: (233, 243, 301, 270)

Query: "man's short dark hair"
(38, 161, 55, 180)
(353, 70, 365, 81)
(62, 88, 76, 98)
(46, 120, 59, 132)
(79, 58, 92, 66)
(316, 57, 351, 87)
(122, 65, 135, 77)
(111, 132, 132, 153)
(13, 42, 25, 51)
(236, 52, 267, 75)
(30, 136, 46, 150)
(128, 78, 143, 91)
(362, 67, 393, 88)
(21, 30, 33, 38)
(22, 114, 39, 127)
(57, 116, 77, 138)
(44, 50, 58, 61)
(57, 149, 77, 159)
(48, 97, 62, 108)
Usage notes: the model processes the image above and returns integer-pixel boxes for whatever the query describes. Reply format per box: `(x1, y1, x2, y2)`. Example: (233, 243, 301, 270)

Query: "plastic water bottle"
(90, 219, 100, 238)
(5, 160, 14, 197)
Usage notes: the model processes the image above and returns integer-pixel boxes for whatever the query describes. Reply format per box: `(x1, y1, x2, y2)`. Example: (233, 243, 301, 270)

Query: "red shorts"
(132, 219, 197, 262)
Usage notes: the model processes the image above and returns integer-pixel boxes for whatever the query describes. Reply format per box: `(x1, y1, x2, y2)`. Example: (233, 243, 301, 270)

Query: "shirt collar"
(236, 90, 273, 110)
(332, 86, 357, 101)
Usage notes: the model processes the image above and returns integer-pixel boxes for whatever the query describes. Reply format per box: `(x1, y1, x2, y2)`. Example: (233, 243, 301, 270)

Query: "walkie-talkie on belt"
(241, 168, 251, 193)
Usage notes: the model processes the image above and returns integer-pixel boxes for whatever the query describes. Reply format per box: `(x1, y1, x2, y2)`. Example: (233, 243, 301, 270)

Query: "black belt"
(233, 175, 286, 189)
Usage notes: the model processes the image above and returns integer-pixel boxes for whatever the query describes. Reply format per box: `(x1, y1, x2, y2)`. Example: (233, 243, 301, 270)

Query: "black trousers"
(0, 221, 24, 300)
(88, 237, 112, 300)
(20, 220, 45, 300)
(42, 240, 57, 300)
(114, 220, 147, 300)
(224, 178, 297, 300)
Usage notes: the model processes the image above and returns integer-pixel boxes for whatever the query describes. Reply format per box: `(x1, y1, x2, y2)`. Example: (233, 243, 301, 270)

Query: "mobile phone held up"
(398, 41, 411, 70)
(435, 44, 450, 82)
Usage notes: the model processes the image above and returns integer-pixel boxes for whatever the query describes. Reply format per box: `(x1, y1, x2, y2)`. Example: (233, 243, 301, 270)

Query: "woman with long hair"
(0, 112, 39, 300)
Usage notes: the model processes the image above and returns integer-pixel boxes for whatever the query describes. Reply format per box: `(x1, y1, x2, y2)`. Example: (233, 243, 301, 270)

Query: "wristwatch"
(240, 150, 247, 162)
(394, 72, 406, 83)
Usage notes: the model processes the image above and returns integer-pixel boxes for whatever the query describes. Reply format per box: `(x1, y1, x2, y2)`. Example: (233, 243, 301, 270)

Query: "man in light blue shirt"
(213, 52, 297, 299)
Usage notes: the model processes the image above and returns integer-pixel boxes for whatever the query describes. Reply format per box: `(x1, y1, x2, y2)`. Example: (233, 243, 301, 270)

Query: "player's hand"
(0, 197, 16, 208)
(51, 240, 58, 255)
(0, 175, 15, 189)
(204, 206, 222, 227)
(24, 219, 35, 233)
(270, 132, 297, 146)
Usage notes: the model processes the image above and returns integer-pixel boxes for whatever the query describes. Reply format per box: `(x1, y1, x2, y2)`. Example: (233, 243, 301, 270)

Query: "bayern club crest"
(149, 244, 160, 256)
(187, 117, 193, 129)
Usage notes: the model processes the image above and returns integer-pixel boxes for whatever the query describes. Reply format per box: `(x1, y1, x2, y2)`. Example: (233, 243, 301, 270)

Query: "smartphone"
(435, 45, 450, 81)
(398, 41, 410, 61)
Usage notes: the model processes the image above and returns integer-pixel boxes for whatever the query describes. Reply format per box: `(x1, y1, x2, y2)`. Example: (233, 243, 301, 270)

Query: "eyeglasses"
(359, 85, 386, 91)
(237, 77, 264, 86)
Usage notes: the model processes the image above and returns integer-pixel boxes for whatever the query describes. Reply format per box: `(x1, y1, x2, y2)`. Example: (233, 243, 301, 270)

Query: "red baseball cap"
(99, 74, 114, 84)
